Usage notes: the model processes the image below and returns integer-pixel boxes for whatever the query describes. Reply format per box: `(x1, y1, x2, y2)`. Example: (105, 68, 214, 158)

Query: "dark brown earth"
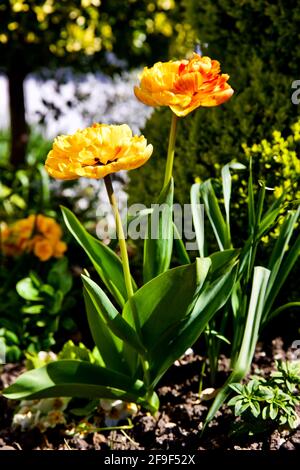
(0, 337, 299, 451)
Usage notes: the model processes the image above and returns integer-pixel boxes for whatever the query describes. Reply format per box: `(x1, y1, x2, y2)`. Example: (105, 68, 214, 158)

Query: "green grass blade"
(248, 156, 255, 233)
(268, 208, 299, 274)
(200, 180, 229, 251)
(257, 208, 281, 239)
(263, 223, 300, 322)
(221, 162, 246, 245)
(268, 302, 300, 322)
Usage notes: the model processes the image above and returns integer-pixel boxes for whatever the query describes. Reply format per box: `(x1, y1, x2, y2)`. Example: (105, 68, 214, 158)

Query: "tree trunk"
(8, 60, 29, 167)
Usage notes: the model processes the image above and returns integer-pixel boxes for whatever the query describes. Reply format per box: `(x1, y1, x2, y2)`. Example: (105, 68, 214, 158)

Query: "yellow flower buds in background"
(1, 214, 67, 261)
(45, 123, 153, 180)
(134, 53, 234, 117)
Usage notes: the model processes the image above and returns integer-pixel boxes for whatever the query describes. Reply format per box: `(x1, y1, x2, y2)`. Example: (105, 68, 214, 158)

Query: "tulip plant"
(3, 54, 240, 414)
(3, 51, 299, 431)
(4, 51, 298, 429)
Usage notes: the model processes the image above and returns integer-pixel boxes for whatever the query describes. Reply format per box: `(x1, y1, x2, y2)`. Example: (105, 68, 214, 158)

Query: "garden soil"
(0, 338, 299, 451)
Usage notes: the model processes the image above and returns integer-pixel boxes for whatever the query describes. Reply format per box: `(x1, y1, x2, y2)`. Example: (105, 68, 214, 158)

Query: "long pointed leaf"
(221, 162, 246, 244)
(150, 261, 238, 385)
(61, 206, 136, 307)
(191, 182, 205, 257)
(173, 222, 191, 264)
(268, 302, 300, 322)
(248, 157, 255, 232)
(83, 289, 126, 373)
(124, 262, 200, 349)
(81, 275, 145, 356)
(209, 249, 240, 279)
(143, 178, 174, 282)
(268, 208, 299, 275)
(263, 219, 300, 322)
(2, 360, 158, 412)
(200, 180, 229, 250)
(205, 267, 270, 427)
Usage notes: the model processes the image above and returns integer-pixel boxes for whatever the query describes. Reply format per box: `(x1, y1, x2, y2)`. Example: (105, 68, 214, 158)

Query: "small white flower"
(38, 351, 57, 362)
(13, 411, 34, 431)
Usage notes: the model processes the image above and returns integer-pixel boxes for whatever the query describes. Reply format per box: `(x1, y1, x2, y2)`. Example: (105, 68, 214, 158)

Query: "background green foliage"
(243, 123, 300, 204)
(0, 257, 75, 362)
(128, 0, 300, 205)
(0, 0, 192, 73)
(0, 130, 52, 220)
(1, 0, 195, 165)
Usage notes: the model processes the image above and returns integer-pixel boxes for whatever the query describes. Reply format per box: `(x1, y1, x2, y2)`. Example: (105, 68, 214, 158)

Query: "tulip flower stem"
(104, 174, 152, 392)
(163, 112, 178, 187)
(104, 175, 134, 299)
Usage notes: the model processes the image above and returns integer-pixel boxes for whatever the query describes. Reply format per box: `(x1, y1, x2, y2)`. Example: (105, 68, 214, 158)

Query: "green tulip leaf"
(2, 360, 159, 413)
(61, 206, 136, 307)
(143, 178, 174, 282)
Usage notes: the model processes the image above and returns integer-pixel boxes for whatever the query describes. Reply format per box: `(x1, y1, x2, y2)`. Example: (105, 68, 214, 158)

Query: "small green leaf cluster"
(16, 257, 73, 315)
(271, 360, 300, 391)
(0, 130, 52, 220)
(25, 340, 98, 371)
(228, 361, 300, 434)
(232, 122, 300, 244)
(58, 340, 98, 365)
(0, 258, 75, 361)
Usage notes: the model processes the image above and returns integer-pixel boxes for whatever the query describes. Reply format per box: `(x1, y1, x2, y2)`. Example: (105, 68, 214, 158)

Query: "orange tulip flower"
(134, 54, 234, 117)
(1, 215, 67, 261)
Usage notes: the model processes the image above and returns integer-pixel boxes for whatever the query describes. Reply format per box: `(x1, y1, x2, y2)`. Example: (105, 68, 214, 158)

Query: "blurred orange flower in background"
(1, 215, 67, 261)
(45, 123, 153, 180)
(134, 53, 234, 117)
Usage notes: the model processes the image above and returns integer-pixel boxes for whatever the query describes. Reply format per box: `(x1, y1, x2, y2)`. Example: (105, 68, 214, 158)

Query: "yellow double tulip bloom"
(45, 123, 153, 180)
